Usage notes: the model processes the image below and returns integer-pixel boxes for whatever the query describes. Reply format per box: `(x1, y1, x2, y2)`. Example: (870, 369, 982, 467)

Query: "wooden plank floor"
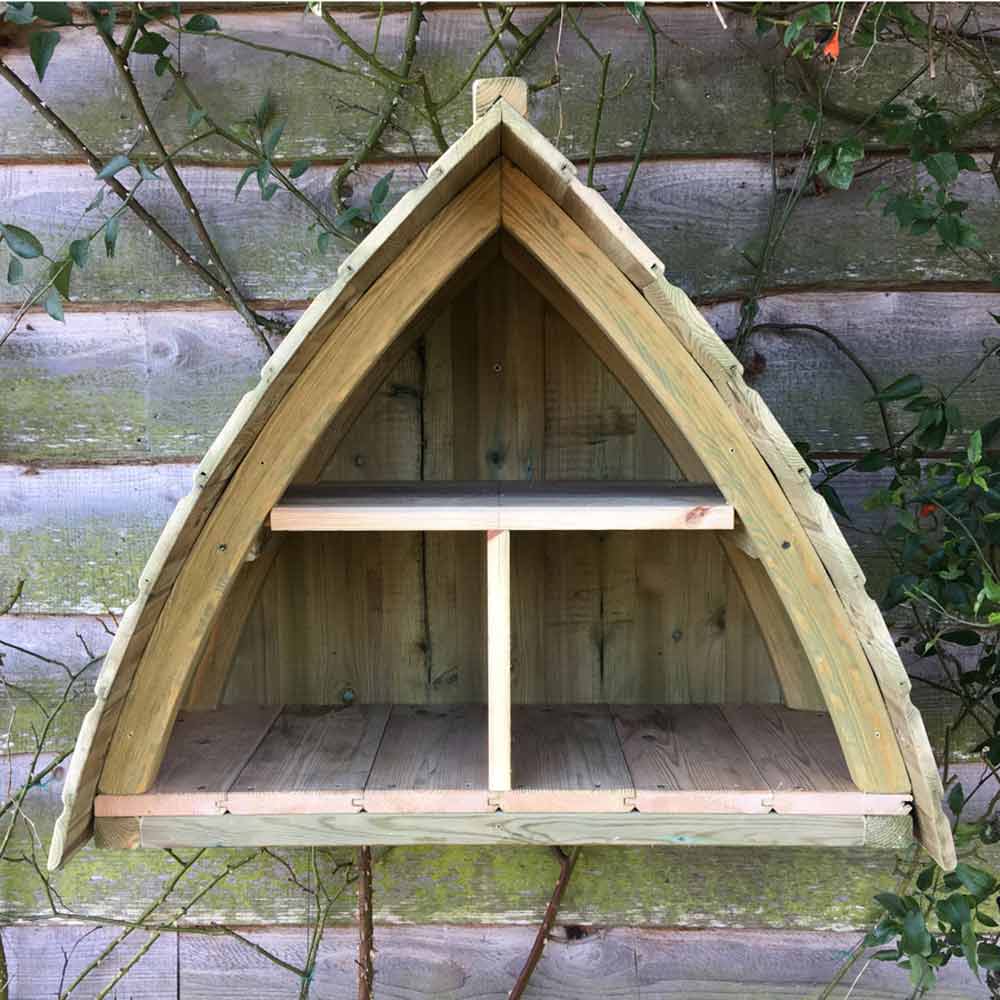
(95, 703, 912, 820)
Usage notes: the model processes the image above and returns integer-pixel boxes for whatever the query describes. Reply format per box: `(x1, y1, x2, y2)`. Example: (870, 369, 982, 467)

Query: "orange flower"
(919, 503, 937, 518)
(821, 29, 840, 62)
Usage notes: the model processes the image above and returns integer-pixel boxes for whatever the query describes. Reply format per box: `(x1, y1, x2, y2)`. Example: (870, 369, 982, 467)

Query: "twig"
(357, 846, 374, 1000)
(615, 8, 657, 212)
(332, 3, 421, 212)
(0, 59, 260, 341)
(711, 2, 728, 30)
(100, 21, 275, 355)
(509, 846, 581, 1000)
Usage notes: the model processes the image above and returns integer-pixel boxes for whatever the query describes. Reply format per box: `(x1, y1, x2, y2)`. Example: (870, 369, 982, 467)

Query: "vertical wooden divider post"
(487, 528, 512, 793)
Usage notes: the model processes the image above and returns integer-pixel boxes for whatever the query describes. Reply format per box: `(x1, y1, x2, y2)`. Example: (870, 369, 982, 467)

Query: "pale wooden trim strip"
(134, 811, 913, 849)
(487, 530, 512, 793)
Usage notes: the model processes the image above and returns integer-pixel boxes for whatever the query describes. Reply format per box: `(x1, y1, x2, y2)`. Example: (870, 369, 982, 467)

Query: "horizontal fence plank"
(4, 291, 998, 464)
(1, 925, 982, 999)
(1, 7, 995, 164)
(0, 749, 988, 929)
(0, 462, 190, 613)
(0, 460, 954, 614)
(1, 155, 997, 310)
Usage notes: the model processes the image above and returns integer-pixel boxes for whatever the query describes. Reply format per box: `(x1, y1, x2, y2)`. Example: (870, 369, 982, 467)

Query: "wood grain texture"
(1, 924, 985, 999)
(501, 160, 907, 793)
(138, 810, 911, 849)
(364, 705, 490, 813)
(3, 153, 998, 312)
(473, 77, 529, 120)
(270, 482, 732, 531)
(487, 529, 512, 793)
(504, 705, 634, 812)
(6, 293, 997, 465)
(2, 6, 996, 163)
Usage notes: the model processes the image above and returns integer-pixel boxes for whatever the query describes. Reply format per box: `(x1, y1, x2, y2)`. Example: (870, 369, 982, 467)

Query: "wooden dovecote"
(50, 81, 953, 871)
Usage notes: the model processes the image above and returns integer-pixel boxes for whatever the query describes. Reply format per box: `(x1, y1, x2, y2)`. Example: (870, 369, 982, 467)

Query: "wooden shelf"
(269, 482, 734, 532)
(96, 704, 911, 832)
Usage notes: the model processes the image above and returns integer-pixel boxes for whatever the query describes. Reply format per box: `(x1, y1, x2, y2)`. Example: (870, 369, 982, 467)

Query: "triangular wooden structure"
(50, 81, 953, 870)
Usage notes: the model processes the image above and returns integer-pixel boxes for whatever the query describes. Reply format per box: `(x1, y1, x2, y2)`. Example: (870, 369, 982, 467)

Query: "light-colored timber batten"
(49, 81, 954, 871)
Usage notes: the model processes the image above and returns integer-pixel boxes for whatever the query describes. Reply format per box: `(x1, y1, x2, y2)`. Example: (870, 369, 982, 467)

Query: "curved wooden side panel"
(499, 159, 908, 795)
(97, 164, 503, 796)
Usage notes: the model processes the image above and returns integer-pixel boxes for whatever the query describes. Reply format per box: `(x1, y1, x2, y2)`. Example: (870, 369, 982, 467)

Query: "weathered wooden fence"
(1, 3, 998, 995)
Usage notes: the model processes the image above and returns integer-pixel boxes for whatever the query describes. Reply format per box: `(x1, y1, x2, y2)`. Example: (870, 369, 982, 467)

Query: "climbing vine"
(0, 1, 999, 996)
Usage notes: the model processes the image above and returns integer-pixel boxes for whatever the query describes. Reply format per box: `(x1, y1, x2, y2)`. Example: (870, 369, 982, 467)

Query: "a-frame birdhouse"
(50, 79, 954, 871)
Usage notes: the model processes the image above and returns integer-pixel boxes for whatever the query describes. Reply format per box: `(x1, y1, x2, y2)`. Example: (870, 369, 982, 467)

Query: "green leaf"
(103, 214, 120, 258)
(42, 285, 63, 322)
(317, 230, 331, 253)
(856, 450, 890, 472)
(825, 159, 856, 190)
(187, 106, 207, 129)
(29, 29, 60, 82)
(968, 429, 983, 465)
(154, 55, 170, 77)
(818, 483, 850, 520)
(132, 31, 169, 55)
(924, 151, 959, 187)
(32, 1, 71, 24)
(86, 3, 114, 36)
(234, 165, 256, 200)
(50, 257, 71, 298)
(263, 120, 285, 158)
(953, 862, 996, 898)
(4, 3, 36, 25)
(0, 223, 44, 259)
(96, 154, 131, 180)
(183, 13, 219, 32)
(875, 892, 910, 918)
(625, 1, 644, 24)
(979, 943, 1000, 971)
(289, 158, 311, 179)
(6, 255, 24, 285)
(261, 182, 279, 201)
(947, 782, 965, 815)
(955, 152, 979, 172)
(334, 206, 362, 229)
(941, 629, 981, 647)
(873, 373, 923, 402)
(68, 238, 89, 268)
(137, 160, 158, 183)
(900, 909, 932, 957)
(837, 137, 865, 163)
(370, 170, 394, 207)
(935, 892, 971, 928)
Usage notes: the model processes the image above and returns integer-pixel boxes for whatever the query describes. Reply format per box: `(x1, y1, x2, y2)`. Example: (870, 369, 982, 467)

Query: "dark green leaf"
(154, 55, 170, 77)
(4, 3, 36, 25)
(138, 160, 158, 183)
(68, 238, 89, 268)
(96, 154, 131, 180)
(935, 892, 971, 928)
(953, 862, 995, 898)
(263, 120, 285, 158)
(6, 255, 24, 285)
(856, 450, 890, 472)
(42, 285, 63, 322)
(0, 223, 44, 259)
(901, 909, 932, 957)
(947, 782, 964, 815)
(941, 630, 981, 647)
(818, 483, 850, 519)
(133, 31, 169, 55)
(29, 29, 60, 82)
(103, 214, 120, 258)
(875, 892, 911, 918)
(837, 137, 865, 163)
(955, 152, 979, 173)
(915, 864, 936, 892)
(317, 230, 331, 253)
(234, 165, 256, 200)
(32, 2, 71, 24)
(50, 257, 71, 298)
(86, 3, 114, 36)
(925, 151, 959, 187)
(872, 374, 923, 402)
(824, 159, 855, 190)
(289, 158, 311, 180)
(261, 182, 279, 201)
(370, 170, 394, 207)
(979, 943, 1000, 971)
(335, 206, 362, 229)
(183, 13, 219, 32)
